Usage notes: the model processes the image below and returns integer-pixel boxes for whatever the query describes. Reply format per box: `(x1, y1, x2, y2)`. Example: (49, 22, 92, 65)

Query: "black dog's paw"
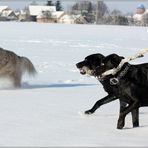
(117, 124, 124, 129)
(133, 121, 139, 128)
(85, 109, 94, 115)
(117, 120, 124, 129)
(117, 117, 125, 129)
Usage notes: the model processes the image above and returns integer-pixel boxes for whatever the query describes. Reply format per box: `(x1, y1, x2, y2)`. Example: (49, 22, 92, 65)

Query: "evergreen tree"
(46, 0, 54, 6)
(87, 2, 93, 13)
(55, 1, 62, 11)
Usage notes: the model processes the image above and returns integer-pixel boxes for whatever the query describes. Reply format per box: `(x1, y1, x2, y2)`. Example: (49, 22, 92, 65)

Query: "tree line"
(67, 0, 148, 26)
(20, 0, 148, 26)
(46, 0, 63, 11)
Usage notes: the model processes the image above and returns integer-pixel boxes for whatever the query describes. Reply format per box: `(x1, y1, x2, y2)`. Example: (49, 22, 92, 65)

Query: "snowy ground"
(0, 22, 148, 146)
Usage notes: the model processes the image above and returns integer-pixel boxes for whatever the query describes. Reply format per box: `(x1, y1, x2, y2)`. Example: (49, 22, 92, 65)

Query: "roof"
(29, 5, 56, 16)
(0, 6, 8, 13)
(1, 9, 13, 17)
(51, 11, 64, 19)
(137, 4, 145, 10)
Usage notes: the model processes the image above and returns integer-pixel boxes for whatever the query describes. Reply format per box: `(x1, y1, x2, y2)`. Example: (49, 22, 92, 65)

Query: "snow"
(0, 22, 148, 146)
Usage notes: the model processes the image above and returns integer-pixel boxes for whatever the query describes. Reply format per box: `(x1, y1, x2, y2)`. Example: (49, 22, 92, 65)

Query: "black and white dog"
(76, 53, 148, 129)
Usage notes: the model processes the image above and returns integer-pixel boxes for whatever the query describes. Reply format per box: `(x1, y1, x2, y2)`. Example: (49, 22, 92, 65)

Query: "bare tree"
(71, 1, 95, 14)
(70, 1, 96, 23)
(111, 9, 122, 16)
(95, 0, 109, 24)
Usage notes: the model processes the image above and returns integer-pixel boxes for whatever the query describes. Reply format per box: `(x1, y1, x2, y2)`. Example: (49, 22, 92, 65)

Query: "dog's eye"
(84, 59, 89, 63)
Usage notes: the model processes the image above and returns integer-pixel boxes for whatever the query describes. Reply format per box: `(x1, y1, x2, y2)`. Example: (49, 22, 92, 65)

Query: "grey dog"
(0, 47, 36, 87)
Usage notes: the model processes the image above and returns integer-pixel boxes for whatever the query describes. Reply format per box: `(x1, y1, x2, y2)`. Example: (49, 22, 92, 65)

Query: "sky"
(0, 0, 148, 13)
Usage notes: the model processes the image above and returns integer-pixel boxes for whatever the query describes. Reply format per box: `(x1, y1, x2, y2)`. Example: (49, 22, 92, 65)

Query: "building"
(59, 14, 87, 24)
(136, 4, 145, 14)
(0, 6, 17, 21)
(0, 6, 8, 13)
(133, 4, 148, 22)
(133, 4, 148, 26)
(29, 5, 56, 21)
(37, 11, 64, 23)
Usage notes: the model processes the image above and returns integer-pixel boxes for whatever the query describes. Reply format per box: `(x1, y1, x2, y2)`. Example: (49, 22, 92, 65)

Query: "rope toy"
(102, 48, 148, 77)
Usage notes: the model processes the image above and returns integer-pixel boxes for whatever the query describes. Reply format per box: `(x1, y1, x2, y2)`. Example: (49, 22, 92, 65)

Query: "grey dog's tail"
(20, 56, 37, 76)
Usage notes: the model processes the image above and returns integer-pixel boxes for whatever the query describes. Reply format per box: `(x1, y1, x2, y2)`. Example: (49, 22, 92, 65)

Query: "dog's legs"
(13, 77, 21, 87)
(117, 100, 139, 129)
(131, 108, 139, 128)
(10, 73, 22, 88)
(118, 101, 139, 128)
(117, 100, 127, 129)
(85, 95, 117, 114)
(120, 100, 127, 111)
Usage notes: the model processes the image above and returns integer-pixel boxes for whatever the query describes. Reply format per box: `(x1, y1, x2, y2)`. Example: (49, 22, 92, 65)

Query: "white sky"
(0, 0, 148, 13)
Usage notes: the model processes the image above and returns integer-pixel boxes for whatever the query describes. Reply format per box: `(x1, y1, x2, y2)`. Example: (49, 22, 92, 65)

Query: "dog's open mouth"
(79, 68, 86, 75)
(78, 67, 94, 76)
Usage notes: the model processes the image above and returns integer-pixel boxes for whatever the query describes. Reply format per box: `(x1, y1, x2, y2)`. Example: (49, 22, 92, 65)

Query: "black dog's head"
(95, 54, 124, 77)
(76, 53, 105, 76)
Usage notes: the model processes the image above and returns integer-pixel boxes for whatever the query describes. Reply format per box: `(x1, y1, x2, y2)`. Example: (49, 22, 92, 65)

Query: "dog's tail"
(20, 56, 37, 76)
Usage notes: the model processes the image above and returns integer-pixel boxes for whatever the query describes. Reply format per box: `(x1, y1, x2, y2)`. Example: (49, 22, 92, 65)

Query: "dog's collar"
(110, 63, 130, 85)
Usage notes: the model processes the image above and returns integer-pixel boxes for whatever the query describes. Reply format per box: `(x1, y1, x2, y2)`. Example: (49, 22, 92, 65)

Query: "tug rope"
(102, 48, 148, 77)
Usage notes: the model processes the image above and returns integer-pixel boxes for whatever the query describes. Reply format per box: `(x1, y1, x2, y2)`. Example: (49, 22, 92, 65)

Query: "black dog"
(76, 53, 140, 129)
(95, 54, 148, 129)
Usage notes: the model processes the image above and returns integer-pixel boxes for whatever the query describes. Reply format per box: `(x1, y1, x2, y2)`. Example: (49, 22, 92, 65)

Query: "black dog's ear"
(110, 54, 124, 67)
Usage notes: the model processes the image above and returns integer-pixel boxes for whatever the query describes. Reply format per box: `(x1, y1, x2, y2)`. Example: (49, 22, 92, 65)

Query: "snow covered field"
(0, 22, 148, 146)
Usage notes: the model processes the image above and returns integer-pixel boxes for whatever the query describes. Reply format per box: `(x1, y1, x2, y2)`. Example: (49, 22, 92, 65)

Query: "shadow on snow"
(22, 83, 97, 89)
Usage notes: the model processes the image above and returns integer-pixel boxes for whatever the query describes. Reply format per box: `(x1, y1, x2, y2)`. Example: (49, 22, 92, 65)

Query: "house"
(73, 15, 87, 24)
(0, 6, 8, 13)
(59, 14, 75, 24)
(59, 14, 87, 24)
(19, 10, 27, 21)
(29, 5, 56, 21)
(1, 9, 18, 20)
(0, 6, 17, 21)
(133, 4, 148, 23)
(136, 4, 145, 14)
(52, 11, 65, 23)
(37, 11, 64, 23)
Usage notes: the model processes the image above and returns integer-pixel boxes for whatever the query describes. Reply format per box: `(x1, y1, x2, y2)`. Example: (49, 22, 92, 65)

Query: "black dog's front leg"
(117, 100, 127, 129)
(85, 95, 117, 114)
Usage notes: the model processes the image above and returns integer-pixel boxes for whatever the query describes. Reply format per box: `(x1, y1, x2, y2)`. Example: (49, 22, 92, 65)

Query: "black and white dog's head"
(76, 53, 105, 76)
